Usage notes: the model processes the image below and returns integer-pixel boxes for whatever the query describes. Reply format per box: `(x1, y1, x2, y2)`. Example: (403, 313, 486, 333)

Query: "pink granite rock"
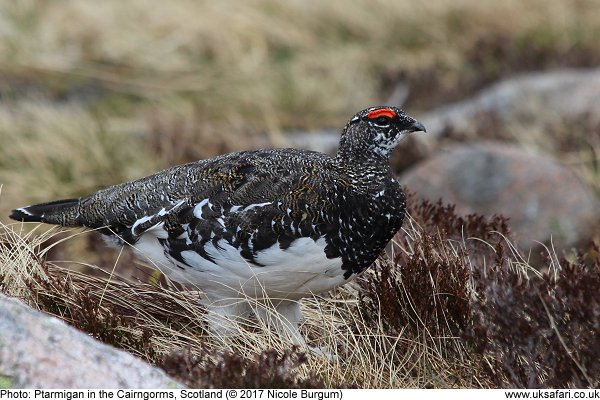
(0, 293, 183, 389)
(401, 143, 599, 250)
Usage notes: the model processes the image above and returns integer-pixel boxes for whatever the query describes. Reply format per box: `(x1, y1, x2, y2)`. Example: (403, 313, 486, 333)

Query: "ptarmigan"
(10, 106, 425, 345)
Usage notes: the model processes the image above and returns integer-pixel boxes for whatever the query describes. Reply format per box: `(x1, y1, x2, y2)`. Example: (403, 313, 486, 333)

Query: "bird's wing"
(166, 165, 343, 267)
(75, 149, 344, 253)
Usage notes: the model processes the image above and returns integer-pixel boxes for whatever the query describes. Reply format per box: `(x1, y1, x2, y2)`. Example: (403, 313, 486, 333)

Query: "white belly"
(132, 234, 347, 300)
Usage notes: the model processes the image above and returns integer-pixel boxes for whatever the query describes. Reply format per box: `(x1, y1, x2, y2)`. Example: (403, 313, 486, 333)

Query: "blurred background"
(0, 0, 599, 272)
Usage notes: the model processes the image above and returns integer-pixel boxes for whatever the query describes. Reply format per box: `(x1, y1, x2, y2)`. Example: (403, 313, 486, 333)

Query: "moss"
(0, 375, 13, 389)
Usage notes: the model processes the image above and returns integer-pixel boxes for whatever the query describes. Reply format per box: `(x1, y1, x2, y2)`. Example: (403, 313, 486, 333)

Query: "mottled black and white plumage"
(10, 106, 425, 345)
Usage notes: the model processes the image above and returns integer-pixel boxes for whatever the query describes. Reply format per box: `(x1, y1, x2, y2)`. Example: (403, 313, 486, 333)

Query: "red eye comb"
(367, 108, 397, 119)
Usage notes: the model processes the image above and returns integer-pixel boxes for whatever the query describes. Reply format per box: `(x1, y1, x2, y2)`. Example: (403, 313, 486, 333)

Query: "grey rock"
(0, 293, 183, 389)
(401, 143, 600, 250)
(417, 68, 600, 143)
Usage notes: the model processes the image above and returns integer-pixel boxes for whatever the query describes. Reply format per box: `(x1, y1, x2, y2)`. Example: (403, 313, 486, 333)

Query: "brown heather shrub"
(358, 195, 510, 345)
(358, 238, 471, 343)
(159, 347, 325, 389)
(467, 242, 600, 388)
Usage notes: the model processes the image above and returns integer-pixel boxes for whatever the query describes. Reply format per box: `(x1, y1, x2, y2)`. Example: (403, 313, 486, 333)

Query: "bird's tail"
(9, 198, 81, 226)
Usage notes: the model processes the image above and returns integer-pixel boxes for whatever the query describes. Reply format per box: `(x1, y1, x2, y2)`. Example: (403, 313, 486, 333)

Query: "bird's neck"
(335, 148, 394, 187)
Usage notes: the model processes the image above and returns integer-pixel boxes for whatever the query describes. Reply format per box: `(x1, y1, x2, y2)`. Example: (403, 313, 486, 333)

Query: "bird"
(10, 106, 425, 346)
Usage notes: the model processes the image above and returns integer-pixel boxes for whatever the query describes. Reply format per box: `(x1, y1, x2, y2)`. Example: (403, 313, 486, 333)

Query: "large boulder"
(0, 293, 183, 389)
(414, 68, 600, 148)
(401, 143, 599, 251)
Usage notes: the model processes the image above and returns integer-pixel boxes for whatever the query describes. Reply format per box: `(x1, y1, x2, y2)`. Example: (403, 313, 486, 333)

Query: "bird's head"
(337, 106, 426, 161)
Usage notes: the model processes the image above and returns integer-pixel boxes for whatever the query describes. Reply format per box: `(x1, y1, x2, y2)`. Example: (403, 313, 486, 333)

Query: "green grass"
(0, 375, 13, 389)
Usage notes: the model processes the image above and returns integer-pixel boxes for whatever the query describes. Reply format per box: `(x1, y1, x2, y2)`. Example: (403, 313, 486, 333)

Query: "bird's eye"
(374, 116, 391, 126)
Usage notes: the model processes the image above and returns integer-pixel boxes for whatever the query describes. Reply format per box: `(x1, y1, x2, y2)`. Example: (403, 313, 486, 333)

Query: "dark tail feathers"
(10, 198, 81, 226)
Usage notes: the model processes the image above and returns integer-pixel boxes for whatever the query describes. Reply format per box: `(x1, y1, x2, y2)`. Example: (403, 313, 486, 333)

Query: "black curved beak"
(409, 120, 426, 133)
